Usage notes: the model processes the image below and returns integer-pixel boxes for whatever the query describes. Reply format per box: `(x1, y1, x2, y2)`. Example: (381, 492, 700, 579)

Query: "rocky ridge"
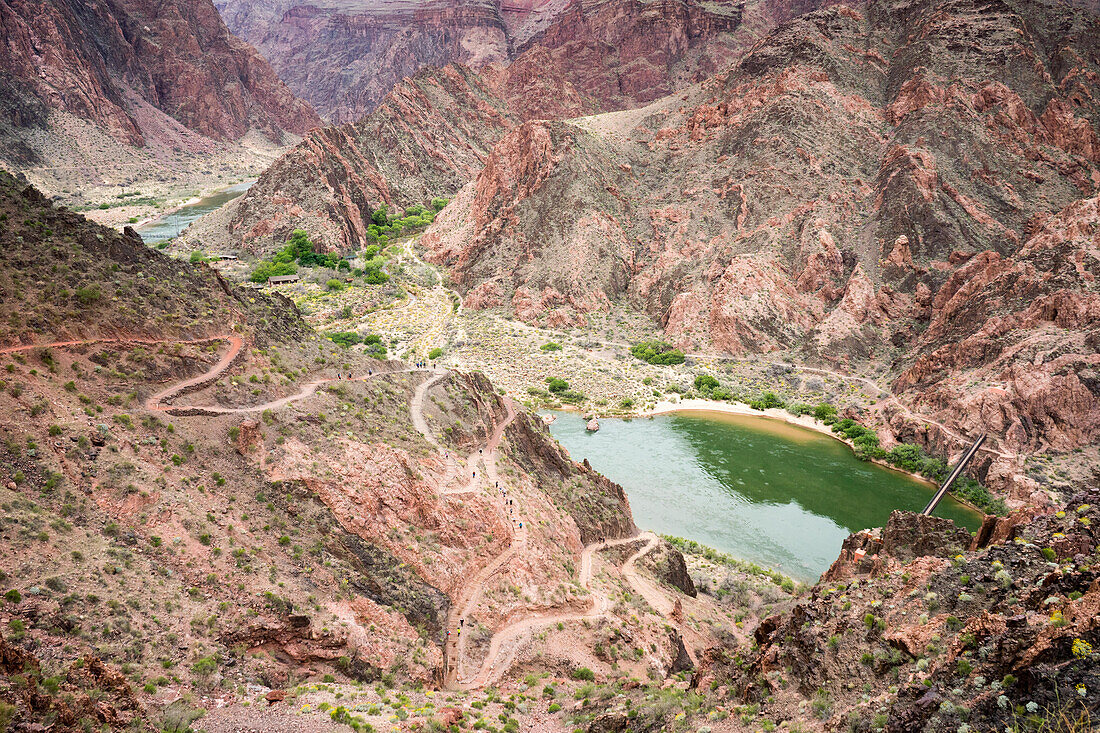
(187, 65, 521, 255)
(713, 495, 1100, 733)
(217, 0, 780, 123)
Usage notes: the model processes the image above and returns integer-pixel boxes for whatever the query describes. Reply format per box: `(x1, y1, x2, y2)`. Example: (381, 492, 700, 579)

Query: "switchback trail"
(459, 532, 688, 688)
(409, 369, 695, 688)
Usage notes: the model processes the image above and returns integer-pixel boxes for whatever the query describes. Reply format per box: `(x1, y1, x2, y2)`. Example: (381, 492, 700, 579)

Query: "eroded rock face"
(640, 538, 698, 597)
(719, 489, 1100, 732)
(0, 0, 320, 146)
(217, 0, 780, 123)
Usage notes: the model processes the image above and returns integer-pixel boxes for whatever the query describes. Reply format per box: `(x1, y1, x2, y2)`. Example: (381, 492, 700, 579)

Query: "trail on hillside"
(408, 369, 693, 688)
(1, 336, 413, 416)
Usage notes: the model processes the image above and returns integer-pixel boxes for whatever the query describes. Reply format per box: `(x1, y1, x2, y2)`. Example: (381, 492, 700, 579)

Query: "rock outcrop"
(723, 489, 1100, 733)
(0, 0, 319, 148)
(201, 65, 518, 254)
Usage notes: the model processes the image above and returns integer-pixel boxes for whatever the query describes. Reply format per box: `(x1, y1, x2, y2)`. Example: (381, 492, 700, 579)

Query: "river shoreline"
(552, 394, 989, 518)
(133, 178, 255, 232)
(640, 398, 993, 516)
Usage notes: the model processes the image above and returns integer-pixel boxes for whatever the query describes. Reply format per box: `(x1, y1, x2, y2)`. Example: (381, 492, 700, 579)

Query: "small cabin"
(213, 254, 238, 261)
(267, 274, 300, 286)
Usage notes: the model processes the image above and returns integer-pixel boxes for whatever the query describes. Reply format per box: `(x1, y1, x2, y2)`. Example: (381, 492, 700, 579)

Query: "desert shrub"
(428, 348, 443, 360)
(161, 700, 206, 733)
(572, 667, 595, 681)
(74, 285, 101, 304)
(540, 342, 562, 352)
(327, 331, 361, 348)
(694, 374, 719, 391)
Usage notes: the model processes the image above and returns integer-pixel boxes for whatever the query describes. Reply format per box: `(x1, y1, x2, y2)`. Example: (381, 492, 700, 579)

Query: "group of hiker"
(448, 478, 522, 650)
(335, 369, 371, 380)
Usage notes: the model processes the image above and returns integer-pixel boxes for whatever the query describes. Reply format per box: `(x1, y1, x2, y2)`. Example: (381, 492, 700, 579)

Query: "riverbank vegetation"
(663, 535, 801, 593)
(677, 374, 1006, 516)
(250, 230, 390, 285)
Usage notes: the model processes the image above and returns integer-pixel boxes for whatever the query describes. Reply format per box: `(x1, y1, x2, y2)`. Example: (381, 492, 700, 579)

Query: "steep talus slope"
(421, 0, 1100, 497)
(0, 0, 320, 152)
(195, 65, 521, 254)
(216, 0, 811, 123)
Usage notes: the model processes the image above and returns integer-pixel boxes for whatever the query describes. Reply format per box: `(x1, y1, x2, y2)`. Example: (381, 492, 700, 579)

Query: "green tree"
(694, 374, 719, 391)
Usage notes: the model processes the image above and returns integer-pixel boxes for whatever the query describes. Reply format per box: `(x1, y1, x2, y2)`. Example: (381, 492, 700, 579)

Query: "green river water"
(547, 410, 981, 582)
(137, 180, 254, 244)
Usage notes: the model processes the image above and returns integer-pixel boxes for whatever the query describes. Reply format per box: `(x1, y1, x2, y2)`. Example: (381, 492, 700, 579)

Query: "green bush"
(546, 377, 569, 394)
(360, 334, 387, 358)
(327, 331, 362, 348)
(694, 374, 719, 391)
(428, 348, 443, 360)
(812, 403, 837, 421)
(572, 667, 595, 681)
(629, 341, 685, 365)
(74, 285, 101, 304)
(249, 260, 297, 283)
(326, 279, 345, 291)
(540, 342, 562, 352)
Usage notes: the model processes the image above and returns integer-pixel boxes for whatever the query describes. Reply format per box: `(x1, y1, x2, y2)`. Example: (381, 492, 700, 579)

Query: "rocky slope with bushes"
(0, 173, 714, 731)
(709, 495, 1100, 733)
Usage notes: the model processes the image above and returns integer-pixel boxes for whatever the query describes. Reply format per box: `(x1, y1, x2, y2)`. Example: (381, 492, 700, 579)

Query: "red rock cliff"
(0, 0, 320, 146)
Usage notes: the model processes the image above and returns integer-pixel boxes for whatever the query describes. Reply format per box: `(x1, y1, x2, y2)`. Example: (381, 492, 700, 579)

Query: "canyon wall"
(0, 0, 319, 154)
(216, 0, 800, 122)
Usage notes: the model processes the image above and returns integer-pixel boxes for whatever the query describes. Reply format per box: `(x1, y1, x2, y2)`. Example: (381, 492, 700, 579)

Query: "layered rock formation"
(217, 0, 786, 122)
(0, 0, 319, 150)
(420, 0, 1100, 487)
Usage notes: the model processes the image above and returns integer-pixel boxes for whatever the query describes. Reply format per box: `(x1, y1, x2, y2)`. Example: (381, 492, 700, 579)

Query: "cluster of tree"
(250, 230, 388, 285)
(816, 409, 1006, 514)
(630, 340, 686, 365)
(537, 376, 585, 404)
(366, 198, 448, 244)
(693, 374, 732, 401)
